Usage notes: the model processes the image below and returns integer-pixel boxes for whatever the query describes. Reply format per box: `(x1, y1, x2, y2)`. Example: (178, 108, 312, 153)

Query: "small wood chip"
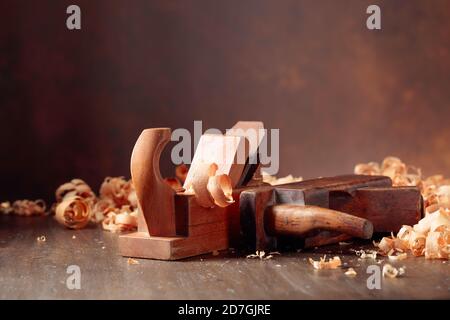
(36, 235, 46, 242)
(388, 252, 408, 261)
(309, 256, 342, 270)
(127, 258, 140, 265)
(382, 264, 406, 278)
(344, 268, 357, 277)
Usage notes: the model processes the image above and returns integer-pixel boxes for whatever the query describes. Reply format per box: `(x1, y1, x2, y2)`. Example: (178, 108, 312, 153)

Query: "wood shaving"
(388, 252, 408, 261)
(344, 268, 357, 276)
(375, 209, 449, 260)
(185, 162, 234, 208)
(207, 174, 235, 207)
(246, 250, 273, 260)
(36, 235, 46, 242)
(11, 199, 46, 216)
(309, 256, 342, 270)
(53, 176, 138, 232)
(102, 207, 139, 233)
(55, 196, 91, 229)
(127, 258, 140, 265)
(382, 264, 406, 278)
(100, 177, 135, 208)
(0, 201, 13, 214)
(262, 172, 303, 185)
(356, 157, 450, 260)
(354, 249, 377, 259)
(55, 179, 95, 204)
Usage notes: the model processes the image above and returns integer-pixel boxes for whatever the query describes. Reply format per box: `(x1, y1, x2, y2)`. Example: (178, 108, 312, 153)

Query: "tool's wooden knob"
(131, 128, 177, 236)
(264, 204, 373, 240)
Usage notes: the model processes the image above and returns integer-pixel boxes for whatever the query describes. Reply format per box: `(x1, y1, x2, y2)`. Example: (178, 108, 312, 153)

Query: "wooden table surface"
(0, 215, 448, 300)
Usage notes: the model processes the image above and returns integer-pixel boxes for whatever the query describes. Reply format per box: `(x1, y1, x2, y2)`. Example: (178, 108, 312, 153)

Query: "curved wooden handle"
(131, 128, 176, 236)
(265, 205, 373, 239)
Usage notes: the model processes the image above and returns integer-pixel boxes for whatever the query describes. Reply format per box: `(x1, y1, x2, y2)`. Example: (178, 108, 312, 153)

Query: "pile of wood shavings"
(355, 156, 450, 260)
(0, 200, 47, 216)
(54, 177, 138, 232)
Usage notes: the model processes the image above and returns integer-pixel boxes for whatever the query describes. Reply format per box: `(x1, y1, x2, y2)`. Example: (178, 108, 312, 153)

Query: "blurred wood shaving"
(262, 172, 303, 185)
(127, 258, 140, 265)
(102, 207, 139, 233)
(36, 235, 46, 242)
(309, 256, 342, 270)
(356, 156, 450, 260)
(0, 201, 13, 215)
(100, 177, 136, 208)
(344, 268, 357, 276)
(10, 199, 47, 216)
(55, 179, 96, 204)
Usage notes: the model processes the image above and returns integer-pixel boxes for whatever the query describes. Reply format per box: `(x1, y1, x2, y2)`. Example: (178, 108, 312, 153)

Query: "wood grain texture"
(330, 187, 423, 233)
(0, 215, 449, 299)
(265, 205, 373, 239)
(130, 128, 176, 236)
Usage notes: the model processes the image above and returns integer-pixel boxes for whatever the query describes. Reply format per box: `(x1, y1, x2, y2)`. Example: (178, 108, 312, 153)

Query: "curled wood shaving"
(382, 264, 406, 278)
(55, 196, 91, 229)
(55, 179, 95, 204)
(375, 209, 449, 259)
(425, 226, 449, 259)
(188, 162, 217, 208)
(53, 177, 138, 232)
(207, 174, 234, 207)
(356, 157, 450, 260)
(309, 256, 342, 270)
(36, 235, 46, 242)
(262, 172, 303, 185)
(185, 162, 234, 208)
(100, 177, 135, 208)
(11, 200, 46, 216)
(102, 207, 138, 233)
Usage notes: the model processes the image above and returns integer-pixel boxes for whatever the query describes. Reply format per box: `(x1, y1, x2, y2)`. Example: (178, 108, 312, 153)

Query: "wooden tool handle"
(264, 205, 373, 239)
(131, 128, 176, 236)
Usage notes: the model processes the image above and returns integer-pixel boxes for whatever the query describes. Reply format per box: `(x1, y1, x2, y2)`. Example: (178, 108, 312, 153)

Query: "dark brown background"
(1, 0, 449, 202)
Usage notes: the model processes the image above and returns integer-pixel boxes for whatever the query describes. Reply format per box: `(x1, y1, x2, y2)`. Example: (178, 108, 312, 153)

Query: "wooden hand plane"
(118, 124, 423, 260)
(239, 175, 423, 251)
